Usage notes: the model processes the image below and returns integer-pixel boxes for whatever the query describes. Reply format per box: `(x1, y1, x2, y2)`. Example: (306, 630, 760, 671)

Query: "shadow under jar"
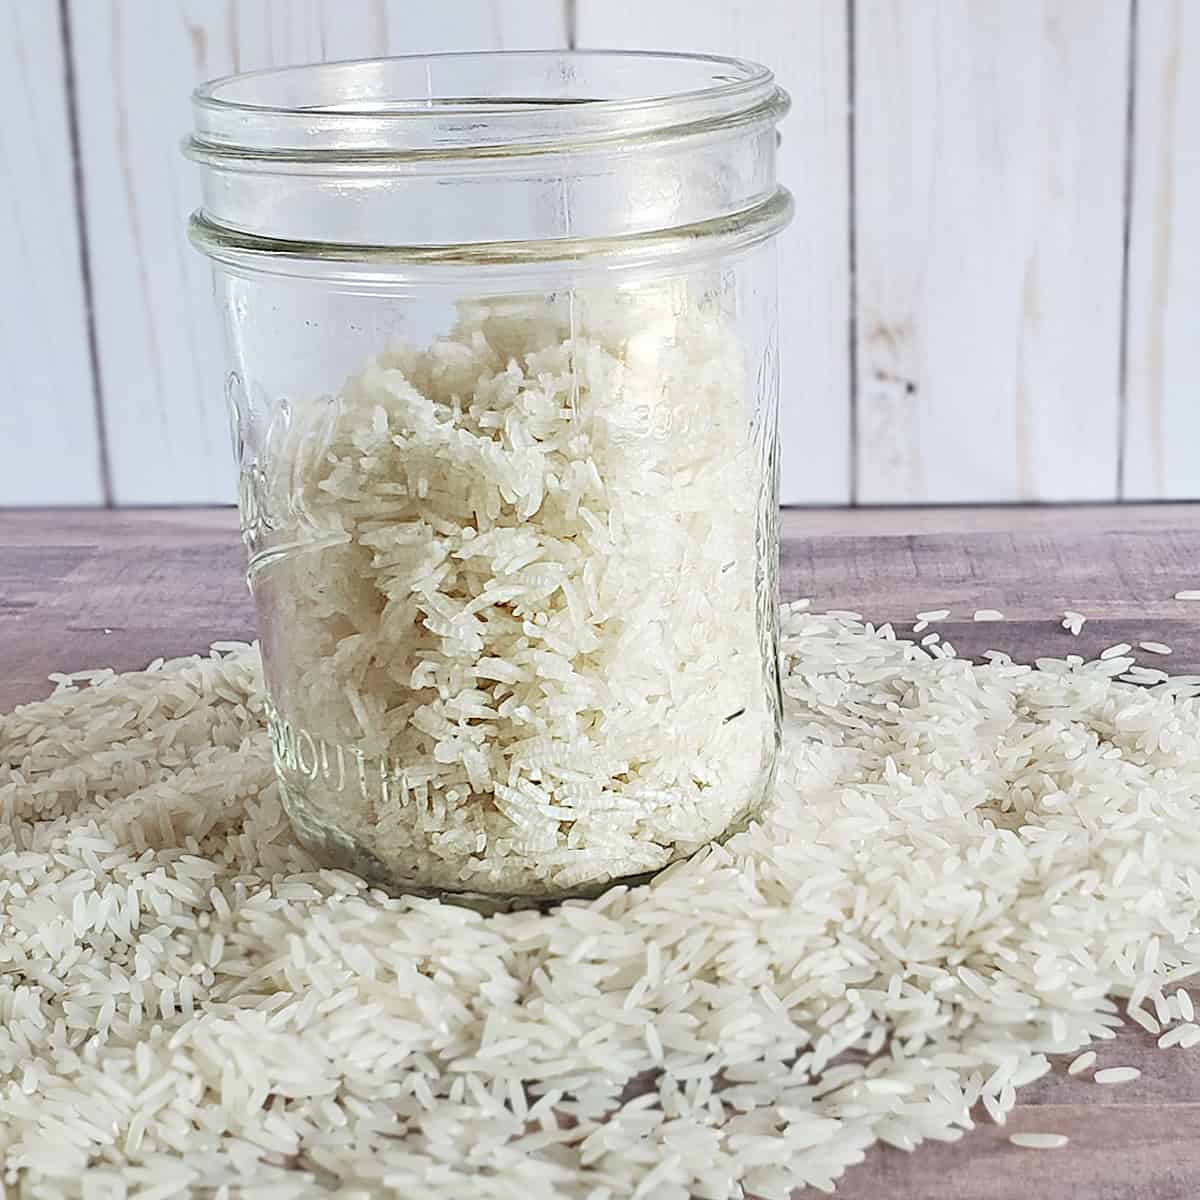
(187, 50, 792, 910)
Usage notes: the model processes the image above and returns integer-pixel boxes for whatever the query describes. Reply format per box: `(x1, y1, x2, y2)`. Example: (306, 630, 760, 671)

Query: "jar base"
(279, 780, 664, 914)
(278, 770, 772, 916)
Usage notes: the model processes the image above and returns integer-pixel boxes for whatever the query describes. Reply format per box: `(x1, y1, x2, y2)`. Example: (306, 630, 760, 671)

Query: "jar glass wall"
(189, 51, 792, 907)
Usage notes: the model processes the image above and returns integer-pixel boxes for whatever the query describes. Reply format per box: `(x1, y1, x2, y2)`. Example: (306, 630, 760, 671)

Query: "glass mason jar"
(187, 51, 792, 909)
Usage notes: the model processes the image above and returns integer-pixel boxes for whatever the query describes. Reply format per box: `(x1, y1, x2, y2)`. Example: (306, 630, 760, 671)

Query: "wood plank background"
(1, 0, 1197, 506)
(3, 504, 1200, 1198)
(854, 0, 1128, 503)
(1124, 0, 1200, 500)
(0, 0, 103, 505)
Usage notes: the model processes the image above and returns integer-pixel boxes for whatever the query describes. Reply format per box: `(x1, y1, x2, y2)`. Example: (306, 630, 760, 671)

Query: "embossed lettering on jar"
(187, 51, 793, 907)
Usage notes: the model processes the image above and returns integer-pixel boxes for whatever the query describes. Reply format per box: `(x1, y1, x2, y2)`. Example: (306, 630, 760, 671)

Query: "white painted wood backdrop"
(1, 0, 1195, 506)
(0, 1, 102, 504)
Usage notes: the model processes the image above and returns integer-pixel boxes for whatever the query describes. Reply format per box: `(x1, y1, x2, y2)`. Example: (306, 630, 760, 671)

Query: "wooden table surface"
(3, 504, 1200, 1198)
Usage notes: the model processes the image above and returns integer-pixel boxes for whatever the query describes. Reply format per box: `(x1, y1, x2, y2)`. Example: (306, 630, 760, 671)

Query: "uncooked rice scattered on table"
(4, 604, 1200, 1197)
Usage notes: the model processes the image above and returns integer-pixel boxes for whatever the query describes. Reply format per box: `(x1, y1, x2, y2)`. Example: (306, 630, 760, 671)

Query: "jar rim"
(190, 49, 781, 157)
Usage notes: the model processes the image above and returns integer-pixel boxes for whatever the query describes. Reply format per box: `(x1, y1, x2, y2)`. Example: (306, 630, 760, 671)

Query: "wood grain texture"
(854, 0, 1130, 503)
(4, 504, 1200, 710)
(780, 502, 1200, 537)
(1123, 0, 1200, 499)
(574, 0, 852, 505)
(0, 1, 103, 505)
(1, 505, 1200, 1196)
(0, 509, 250, 710)
(66, 0, 568, 506)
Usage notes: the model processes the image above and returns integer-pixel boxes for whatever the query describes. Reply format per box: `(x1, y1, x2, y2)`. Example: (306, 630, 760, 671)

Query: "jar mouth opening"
(191, 49, 779, 156)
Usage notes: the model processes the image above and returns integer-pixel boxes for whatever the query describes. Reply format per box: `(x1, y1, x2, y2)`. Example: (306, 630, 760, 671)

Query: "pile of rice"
(252, 287, 773, 898)
(3, 606, 1199, 1197)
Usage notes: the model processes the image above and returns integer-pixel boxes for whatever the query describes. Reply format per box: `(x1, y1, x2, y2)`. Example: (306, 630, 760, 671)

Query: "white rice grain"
(1093, 1068, 1141, 1085)
(1009, 1133, 1069, 1150)
(1062, 611, 1087, 636)
(1067, 1051, 1097, 1076)
(1139, 642, 1172, 655)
